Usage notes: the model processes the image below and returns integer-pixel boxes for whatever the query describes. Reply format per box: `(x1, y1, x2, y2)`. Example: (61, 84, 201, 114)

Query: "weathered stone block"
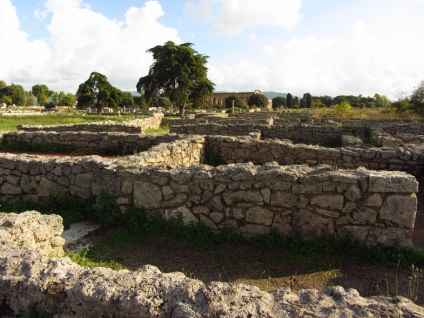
(311, 195, 344, 210)
(271, 192, 297, 207)
(380, 194, 417, 228)
(368, 172, 418, 193)
(134, 181, 162, 209)
(246, 207, 273, 226)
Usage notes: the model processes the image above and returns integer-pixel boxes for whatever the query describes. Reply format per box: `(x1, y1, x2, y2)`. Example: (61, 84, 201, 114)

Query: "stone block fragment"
(380, 194, 417, 228)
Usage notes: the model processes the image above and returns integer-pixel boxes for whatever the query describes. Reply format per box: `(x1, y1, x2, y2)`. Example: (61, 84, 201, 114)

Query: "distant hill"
(262, 91, 287, 99)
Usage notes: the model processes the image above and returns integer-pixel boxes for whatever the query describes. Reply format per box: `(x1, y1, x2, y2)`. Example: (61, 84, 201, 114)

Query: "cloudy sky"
(1, 0, 424, 99)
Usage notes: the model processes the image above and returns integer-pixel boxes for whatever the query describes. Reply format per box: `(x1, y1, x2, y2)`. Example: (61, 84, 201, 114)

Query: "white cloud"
(185, 0, 302, 35)
(0, 0, 180, 92)
(209, 3, 424, 98)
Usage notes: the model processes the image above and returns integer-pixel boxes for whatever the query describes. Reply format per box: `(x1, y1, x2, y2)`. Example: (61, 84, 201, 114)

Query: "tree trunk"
(178, 102, 186, 118)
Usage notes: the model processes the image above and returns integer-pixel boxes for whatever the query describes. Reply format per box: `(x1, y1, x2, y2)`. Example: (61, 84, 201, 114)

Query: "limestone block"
(223, 191, 263, 205)
(38, 176, 58, 197)
(261, 188, 271, 204)
(134, 181, 162, 209)
(352, 207, 377, 225)
(210, 196, 224, 211)
(199, 215, 218, 230)
(193, 206, 209, 215)
(210, 212, 224, 224)
(1, 182, 22, 195)
(380, 194, 417, 228)
(316, 209, 340, 218)
(164, 207, 198, 225)
(271, 213, 294, 236)
(271, 192, 297, 207)
(121, 179, 133, 195)
(214, 184, 227, 194)
(293, 209, 335, 237)
(245, 207, 273, 226)
(20, 175, 38, 193)
(341, 135, 363, 147)
(342, 202, 356, 213)
(292, 183, 322, 194)
(162, 193, 188, 208)
(365, 194, 382, 207)
(368, 172, 418, 193)
(311, 195, 344, 210)
(345, 186, 362, 202)
(75, 172, 93, 189)
(226, 208, 244, 219)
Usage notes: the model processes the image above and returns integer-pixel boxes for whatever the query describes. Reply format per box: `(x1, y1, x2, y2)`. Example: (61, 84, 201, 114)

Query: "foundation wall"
(206, 136, 424, 176)
(0, 151, 418, 247)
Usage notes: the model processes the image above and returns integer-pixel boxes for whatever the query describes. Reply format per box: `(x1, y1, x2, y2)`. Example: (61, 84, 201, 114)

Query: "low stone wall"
(17, 114, 163, 134)
(2, 131, 185, 154)
(206, 136, 424, 176)
(262, 124, 342, 146)
(170, 123, 263, 139)
(0, 151, 418, 247)
(2, 211, 423, 317)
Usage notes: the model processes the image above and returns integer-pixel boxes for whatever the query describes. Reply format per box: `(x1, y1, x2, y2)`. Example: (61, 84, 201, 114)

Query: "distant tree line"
(0, 79, 76, 108)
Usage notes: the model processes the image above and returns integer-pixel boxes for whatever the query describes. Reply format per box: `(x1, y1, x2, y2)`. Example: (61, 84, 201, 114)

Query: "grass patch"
(144, 125, 170, 136)
(0, 113, 134, 132)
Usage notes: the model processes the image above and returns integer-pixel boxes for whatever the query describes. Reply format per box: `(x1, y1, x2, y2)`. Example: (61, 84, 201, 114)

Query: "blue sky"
(1, 0, 424, 99)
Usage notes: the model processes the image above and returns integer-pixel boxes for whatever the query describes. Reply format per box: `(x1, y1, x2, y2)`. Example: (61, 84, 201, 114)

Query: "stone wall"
(2, 211, 423, 317)
(170, 123, 352, 146)
(206, 136, 424, 176)
(0, 151, 418, 247)
(17, 113, 163, 134)
(170, 124, 263, 139)
(2, 131, 185, 154)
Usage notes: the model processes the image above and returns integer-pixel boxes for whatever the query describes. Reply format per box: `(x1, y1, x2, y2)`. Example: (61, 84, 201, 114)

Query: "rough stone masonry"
(1, 211, 423, 317)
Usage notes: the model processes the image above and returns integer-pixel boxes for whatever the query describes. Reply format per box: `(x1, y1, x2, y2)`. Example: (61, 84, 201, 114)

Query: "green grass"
(0, 113, 135, 132)
(144, 125, 170, 135)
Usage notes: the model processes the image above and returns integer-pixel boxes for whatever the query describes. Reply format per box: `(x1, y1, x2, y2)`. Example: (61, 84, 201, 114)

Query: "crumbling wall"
(1, 211, 423, 317)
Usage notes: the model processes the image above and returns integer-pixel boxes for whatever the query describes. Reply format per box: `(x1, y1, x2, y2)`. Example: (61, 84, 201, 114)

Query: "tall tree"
(286, 93, 293, 108)
(272, 96, 286, 108)
(300, 93, 312, 108)
(32, 84, 53, 106)
(76, 72, 118, 113)
(136, 41, 215, 117)
(410, 80, 424, 113)
(0, 80, 7, 89)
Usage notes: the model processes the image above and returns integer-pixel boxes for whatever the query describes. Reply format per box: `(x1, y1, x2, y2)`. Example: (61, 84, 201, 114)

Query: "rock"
(380, 194, 417, 228)
(341, 134, 363, 147)
(134, 181, 162, 209)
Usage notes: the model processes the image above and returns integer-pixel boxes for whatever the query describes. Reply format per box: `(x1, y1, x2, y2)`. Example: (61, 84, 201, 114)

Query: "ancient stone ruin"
(1, 211, 423, 317)
(1, 111, 424, 316)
